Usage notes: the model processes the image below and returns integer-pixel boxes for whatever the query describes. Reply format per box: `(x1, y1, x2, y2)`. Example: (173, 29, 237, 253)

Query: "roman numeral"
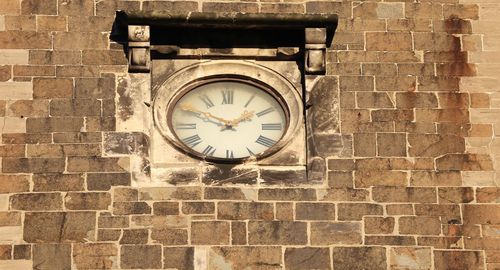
(226, 150, 234, 159)
(176, 123, 196, 130)
(182, 134, 202, 148)
(255, 135, 276, 148)
(221, 90, 234, 104)
(244, 94, 256, 108)
(262, 123, 282, 130)
(246, 147, 255, 156)
(201, 145, 216, 156)
(256, 107, 274, 117)
(199, 94, 214, 108)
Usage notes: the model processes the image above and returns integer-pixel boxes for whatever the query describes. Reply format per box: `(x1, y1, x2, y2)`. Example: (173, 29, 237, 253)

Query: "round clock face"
(168, 80, 288, 161)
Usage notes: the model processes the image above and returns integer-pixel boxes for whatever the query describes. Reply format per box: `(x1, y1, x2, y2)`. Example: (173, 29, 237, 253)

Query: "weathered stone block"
(248, 221, 307, 245)
(217, 202, 273, 220)
(258, 188, 316, 201)
(208, 247, 281, 270)
(151, 228, 188, 245)
(120, 229, 148, 244)
(24, 212, 95, 242)
(434, 251, 484, 270)
(202, 165, 258, 185)
(0, 175, 30, 193)
(120, 245, 162, 269)
(13, 244, 30, 260)
(399, 216, 441, 235)
(2, 158, 65, 173)
(10, 193, 62, 211)
(152, 201, 179, 216)
(182, 202, 214, 215)
(365, 217, 395, 234)
(285, 248, 330, 270)
(33, 244, 71, 270)
(164, 247, 194, 270)
(332, 247, 387, 270)
(463, 205, 500, 225)
(191, 221, 230, 245)
(373, 187, 437, 203)
(338, 203, 383, 220)
(113, 202, 150, 215)
(310, 222, 362, 245)
(64, 192, 111, 210)
(58, 0, 94, 16)
(296, 203, 335, 220)
(355, 170, 408, 187)
(87, 173, 130, 191)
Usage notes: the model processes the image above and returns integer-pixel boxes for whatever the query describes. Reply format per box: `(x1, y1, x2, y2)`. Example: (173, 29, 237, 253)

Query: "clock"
(153, 61, 303, 164)
(168, 79, 288, 161)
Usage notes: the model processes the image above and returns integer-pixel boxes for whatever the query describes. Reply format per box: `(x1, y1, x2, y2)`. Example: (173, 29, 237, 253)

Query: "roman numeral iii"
(262, 123, 282, 130)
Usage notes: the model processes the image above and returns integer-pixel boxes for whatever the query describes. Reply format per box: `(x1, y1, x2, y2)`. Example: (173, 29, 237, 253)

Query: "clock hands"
(180, 103, 255, 131)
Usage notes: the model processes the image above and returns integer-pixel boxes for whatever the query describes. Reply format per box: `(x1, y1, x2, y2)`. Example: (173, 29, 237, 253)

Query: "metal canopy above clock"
(115, 11, 339, 185)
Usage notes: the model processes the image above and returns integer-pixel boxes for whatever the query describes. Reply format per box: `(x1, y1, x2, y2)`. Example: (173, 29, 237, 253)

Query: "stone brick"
(10, 192, 62, 211)
(113, 202, 150, 215)
(191, 221, 230, 245)
(306, 1, 351, 17)
(389, 247, 432, 269)
(418, 236, 463, 249)
(340, 76, 374, 91)
(0, 0, 20, 15)
(67, 157, 129, 172)
(357, 92, 394, 108)
(386, 204, 414, 215)
(477, 188, 500, 203)
(409, 134, 464, 157)
(97, 229, 121, 241)
(328, 171, 353, 188)
(438, 187, 474, 203)
(33, 244, 71, 270)
(296, 203, 335, 220)
(203, 165, 258, 185)
(353, 133, 376, 156)
(0, 31, 51, 49)
(231, 221, 246, 245)
(120, 229, 148, 244)
(21, 0, 56, 14)
(2, 158, 65, 173)
(27, 144, 101, 158)
(139, 187, 201, 201)
(261, 3, 304, 13)
(98, 215, 128, 229)
(373, 187, 437, 203)
(182, 202, 214, 215)
(434, 251, 484, 270)
(50, 99, 101, 116)
(151, 228, 188, 245)
(65, 192, 111, 210)
(0, 174, 30, 193)
(415, 204, 461, 223)
(258, 188, 316, 201)
(87, 173, 130, 191)
(208, 247, 281, 270)
(436, 154, 494, 171)
(73, 243, 118, 270)
(365, 236, 416, 246)
(114, 188, 138, 202)
(355, 170, 407, 187)
(54, 32, 108, 50)
(146, 1, 196, 12)
(366, 33, 412, 51)
(328, 159, 355, 171)
(75, 77, 115, 99)
(248, 221, 307, 245)
(13, 244, 30, 260)
(68, 16, 114, 32)
(0, 212, 21, 226)
(24, 212, 95, 242)
(332, 247, 387, 270)
(443, 4, 479, 20)
(164, 247, 194, 270)
(463, 205, 500, 225)
(377, 133, 407, 157)
(53, 132, 101, 143)
(365, 217, 395, 234)
(338, 203, 383, 220)
(37, 16, 66, 31)
(33, 78, 73, 99)
(202, 2, 258, 13)
(120, 245, 162, 269)
(319, 188, 370, 202)
(399, 216, 441, 235)
(260, 167, 306, 185)
(13, 64, 54, 77)
(7, 100, 48, 117)
(152, 202, 179, 216)
(0, 245, 11, 259)
(275, 202, 293, 220)
(410, 171, 461, 186)
(33, 174, 84, 192)
(310, 222, 362, 245)
(406, 3, 442, 19)
(95, 0, 140, 17)
(58, 0, 94, 16)
(217, 201, 273, 220)
(285, 248, 330, 270)
(82, 50, 128, 65)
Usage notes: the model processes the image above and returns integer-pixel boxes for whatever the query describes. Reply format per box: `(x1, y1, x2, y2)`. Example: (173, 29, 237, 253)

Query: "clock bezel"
(166, 77, 290, 163)
(153, 60, 303, 164)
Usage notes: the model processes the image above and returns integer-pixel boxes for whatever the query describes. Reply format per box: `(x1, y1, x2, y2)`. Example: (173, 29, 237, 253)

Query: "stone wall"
(0, 0, 499, 269)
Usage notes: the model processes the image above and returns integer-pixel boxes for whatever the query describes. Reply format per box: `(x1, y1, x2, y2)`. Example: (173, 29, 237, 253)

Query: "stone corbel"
(304, 28, 327, 74)
(128, 25, 150, 72)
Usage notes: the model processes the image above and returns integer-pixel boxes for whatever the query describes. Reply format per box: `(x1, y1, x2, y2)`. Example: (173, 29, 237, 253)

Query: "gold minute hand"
(230, 110, 255, 126)
(180, 104, 231, 125)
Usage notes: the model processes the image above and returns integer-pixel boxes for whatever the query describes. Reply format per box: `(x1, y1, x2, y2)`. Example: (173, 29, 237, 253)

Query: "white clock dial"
(169, 80, 288, 161)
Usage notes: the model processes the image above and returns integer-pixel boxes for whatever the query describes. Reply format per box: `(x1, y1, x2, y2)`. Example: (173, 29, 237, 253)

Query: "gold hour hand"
(180, 103, 231, 125)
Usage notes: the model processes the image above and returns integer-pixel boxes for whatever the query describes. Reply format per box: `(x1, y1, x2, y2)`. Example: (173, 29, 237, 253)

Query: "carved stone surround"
(117, 11, 339, 186)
